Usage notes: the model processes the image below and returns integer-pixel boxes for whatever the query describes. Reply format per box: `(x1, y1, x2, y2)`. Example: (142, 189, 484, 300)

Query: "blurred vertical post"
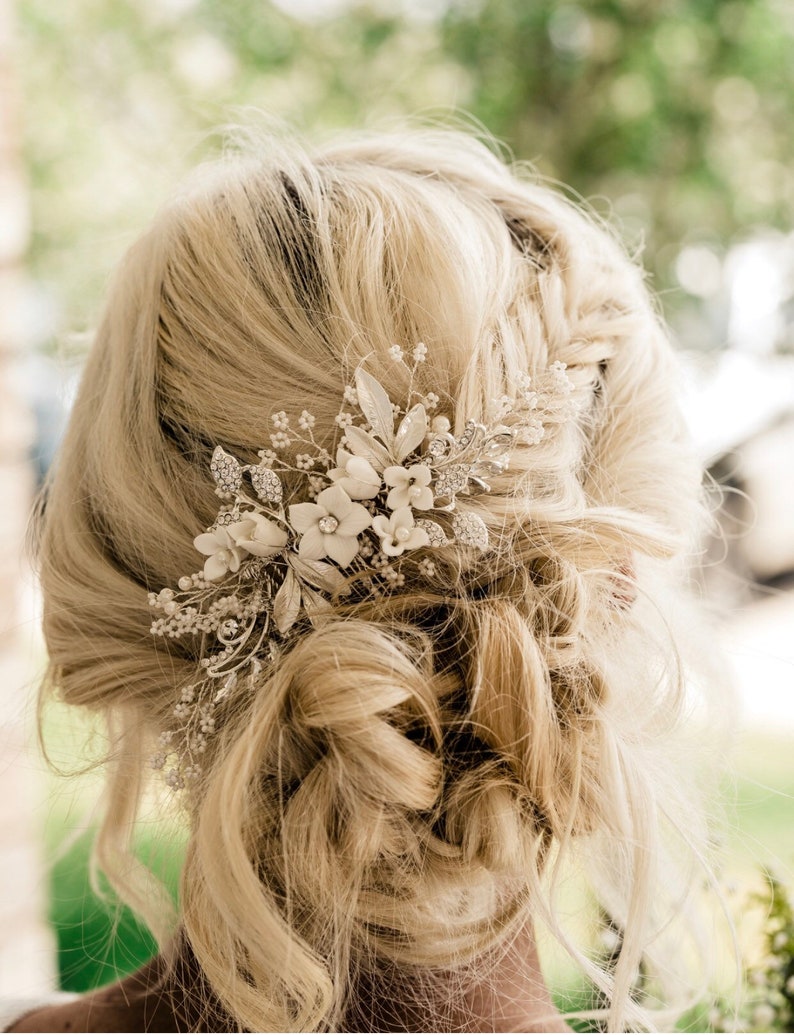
(0, 0, 59, 997)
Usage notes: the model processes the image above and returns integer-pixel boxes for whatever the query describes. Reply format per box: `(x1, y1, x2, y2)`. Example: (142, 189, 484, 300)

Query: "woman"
(17, 127, 716, 1032)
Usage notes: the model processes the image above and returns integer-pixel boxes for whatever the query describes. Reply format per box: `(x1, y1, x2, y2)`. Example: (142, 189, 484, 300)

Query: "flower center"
(318, 515, 339, 534)
(409, 485, 422, 498)
(396, 527, 411, 542)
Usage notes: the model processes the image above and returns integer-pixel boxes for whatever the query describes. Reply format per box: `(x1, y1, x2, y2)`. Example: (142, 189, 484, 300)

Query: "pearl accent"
(396, 527, 411, 542)
(318, 515, 339, 533)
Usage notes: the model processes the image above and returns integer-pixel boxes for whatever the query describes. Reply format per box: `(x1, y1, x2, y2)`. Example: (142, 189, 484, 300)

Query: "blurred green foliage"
(16, 0, 794, 341)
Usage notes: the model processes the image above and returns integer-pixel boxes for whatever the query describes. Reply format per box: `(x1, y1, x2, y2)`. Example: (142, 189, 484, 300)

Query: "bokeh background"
(1, 0, 793, 1028)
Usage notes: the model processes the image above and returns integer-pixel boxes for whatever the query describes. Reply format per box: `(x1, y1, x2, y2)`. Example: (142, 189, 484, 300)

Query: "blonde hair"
(38, 126, 716, 1031)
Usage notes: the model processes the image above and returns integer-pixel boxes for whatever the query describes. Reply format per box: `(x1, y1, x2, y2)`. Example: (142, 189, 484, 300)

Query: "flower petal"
(324, 533, 359, 567)
(316, 484, 354, 518)
(386, 486, 411, 510)
(384, 465, 409, 488)
(403, 527, 430, 551)
(412, 486, 434, 510)
(204, 553, 228, 581)
(194, 532, 223, 556)
(289, 502, 324, 534)
(335, 501, 373, 537)
(298, 525, 327, 561)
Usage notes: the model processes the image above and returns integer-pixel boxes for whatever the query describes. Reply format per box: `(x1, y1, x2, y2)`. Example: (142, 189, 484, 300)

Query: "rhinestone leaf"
(433, 465, 470, 499)
(452, 511, 489, 550)
(210, 446, 243, 496)
(414, 519, 450, 548)
(249, 464, 283, 504)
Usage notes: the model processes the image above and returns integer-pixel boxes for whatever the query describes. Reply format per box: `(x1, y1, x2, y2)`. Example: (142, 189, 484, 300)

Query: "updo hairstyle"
(38, 128, 712, 1032)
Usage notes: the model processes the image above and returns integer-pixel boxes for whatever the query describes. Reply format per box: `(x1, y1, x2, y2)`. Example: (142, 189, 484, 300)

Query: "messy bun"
(37, 126, 713, 1031)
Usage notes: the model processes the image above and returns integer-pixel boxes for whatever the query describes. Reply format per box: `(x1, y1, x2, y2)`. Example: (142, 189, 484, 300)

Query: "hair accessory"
(148, 347, 574, 786)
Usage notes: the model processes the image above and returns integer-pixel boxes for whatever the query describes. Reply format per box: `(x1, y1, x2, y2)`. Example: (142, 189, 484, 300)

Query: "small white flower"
(174, 701, 191, 720)
(328, 449, 382, 499)
(270, 431, 291, 449)
(372, 506, 430, 557)
(271, 410, 290, 430)
(383, 463, 433, 510)
(257, 449, 277, 467)
(295, 453, 315, 470)
(390, 403, 401, 420)
(343, 385, 358, 405)
(194, 526, 246, 582)
(334, 411, 354, 429)
(150, 752, 166, 770)
(772, 930, 788, 951)
(389, 344, 404, 361)
(184, 763, 202, 780)
(227, 511, 289, 559)
(159, 730, 174, 745)
(298, 410, 316, 431)
(165, 769, 184, 789)
(289, 484, 372, 567)
(786, 973, 794, 995)
(413, 342, 428, 362)
(423, 392, 439, 410)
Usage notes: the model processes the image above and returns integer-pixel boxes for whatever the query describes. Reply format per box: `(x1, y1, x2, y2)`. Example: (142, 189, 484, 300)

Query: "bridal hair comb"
(148, 346, 574, 786)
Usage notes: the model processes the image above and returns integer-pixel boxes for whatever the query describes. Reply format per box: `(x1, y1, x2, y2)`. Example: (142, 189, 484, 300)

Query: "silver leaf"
(355, 368, 395, 446)
(249, 464, 283, 504)
(414, 518, 450, 548)
(289, 555, 349, 595)
(302, 586, 333, 627)
(452, 511, 490, 550)
(344, 425, 391, 470)
(393, 403, 428, 462)
(210, 446, 243, 496)
(272, 567, 302, 634)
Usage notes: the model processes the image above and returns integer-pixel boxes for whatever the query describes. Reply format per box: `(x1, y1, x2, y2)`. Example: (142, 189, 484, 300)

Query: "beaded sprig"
(148, 345, 574, 787)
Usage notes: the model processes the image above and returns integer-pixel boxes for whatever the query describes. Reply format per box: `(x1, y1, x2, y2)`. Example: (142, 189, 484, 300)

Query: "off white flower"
(270, 431, 291, 449)
(227, 511, 288, 558)
(271, 410, 289, 430)
(194, 526, 246, 581)
(389, 344, 404, 361)
(343, 385, 358, 405)
(423, 392, 439, 410)
(295, 453, 314, 470)
(328, 449, 382, 499)
(298, 410, 316, 431)
(334, 411, 354, 428)
(289, 484, 372, 567)
(383, 463, 433, 510)
(413, 342, 427, 361)
(372, 506, 430, 557)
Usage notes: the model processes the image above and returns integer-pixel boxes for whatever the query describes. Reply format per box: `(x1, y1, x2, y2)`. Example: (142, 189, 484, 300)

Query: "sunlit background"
(1, 0, 793, 1029)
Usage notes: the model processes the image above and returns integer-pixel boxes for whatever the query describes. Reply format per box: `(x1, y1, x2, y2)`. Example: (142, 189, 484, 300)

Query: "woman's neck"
(345, 923, 570, 1032)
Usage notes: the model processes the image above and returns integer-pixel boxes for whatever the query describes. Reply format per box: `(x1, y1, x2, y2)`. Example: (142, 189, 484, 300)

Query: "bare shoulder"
(6, 961, 183, 1033)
